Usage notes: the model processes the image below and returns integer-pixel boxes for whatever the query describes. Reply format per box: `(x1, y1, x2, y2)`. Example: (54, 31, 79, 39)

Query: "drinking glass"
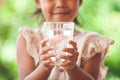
(43, 22, 74, 72)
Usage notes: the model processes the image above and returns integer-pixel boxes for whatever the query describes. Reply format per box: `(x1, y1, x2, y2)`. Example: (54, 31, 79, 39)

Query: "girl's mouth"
(52, 11, 70, 16)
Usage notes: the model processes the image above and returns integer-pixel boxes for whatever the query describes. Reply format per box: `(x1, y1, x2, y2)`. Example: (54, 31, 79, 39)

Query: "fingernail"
(68, 53, 73, 56)
(54, 54, 57, 56)
(51, 46, 54, 49)
(62, 48, 66, 51)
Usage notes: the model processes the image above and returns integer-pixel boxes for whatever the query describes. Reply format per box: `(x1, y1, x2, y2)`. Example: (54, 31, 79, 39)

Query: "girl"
(17, 0, 114, 80)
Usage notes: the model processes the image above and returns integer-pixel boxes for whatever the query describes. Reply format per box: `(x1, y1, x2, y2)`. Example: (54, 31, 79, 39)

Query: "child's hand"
(39, 39, 56, 69)
(58, 40, 79, 71)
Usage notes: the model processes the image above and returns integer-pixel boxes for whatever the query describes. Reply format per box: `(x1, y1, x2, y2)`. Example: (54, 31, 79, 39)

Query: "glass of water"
(43, 22, 74, 71)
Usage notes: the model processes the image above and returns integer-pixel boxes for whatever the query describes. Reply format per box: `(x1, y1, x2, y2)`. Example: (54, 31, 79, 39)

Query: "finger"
(60, 60, 71, 67)
(40, 39, 49, 48)
(39, 46, 54, 55)
(62, 48, 78, 56)
(40, 53, 56, 61)
(43, 59, 51, 64)
(58, 54, 78, 62)
(68, 40, 78, 50)
(43, 59, 54, 66)
(58, 55, 73, 60)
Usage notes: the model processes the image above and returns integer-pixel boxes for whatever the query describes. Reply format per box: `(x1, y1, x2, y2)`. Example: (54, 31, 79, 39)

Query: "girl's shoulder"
(75, 31, 114, 64)
(17, 27, 43, 65)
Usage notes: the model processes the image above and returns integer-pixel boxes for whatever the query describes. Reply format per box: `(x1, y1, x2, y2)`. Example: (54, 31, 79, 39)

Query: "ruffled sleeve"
(19, 27, 42, 66)
(75, 32, 114, 80)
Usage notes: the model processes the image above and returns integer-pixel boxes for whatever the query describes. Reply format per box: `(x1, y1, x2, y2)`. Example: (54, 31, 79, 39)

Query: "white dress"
(19, 27, 114, 80)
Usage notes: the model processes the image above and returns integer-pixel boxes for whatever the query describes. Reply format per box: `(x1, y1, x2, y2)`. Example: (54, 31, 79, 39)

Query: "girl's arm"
(16, 34, 51, 80)
(67, 53, 101, 80)
(81, 53, 101, 80)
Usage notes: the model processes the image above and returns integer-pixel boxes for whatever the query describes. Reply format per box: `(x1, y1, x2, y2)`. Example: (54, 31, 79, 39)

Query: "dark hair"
(33, 8, 83, 27)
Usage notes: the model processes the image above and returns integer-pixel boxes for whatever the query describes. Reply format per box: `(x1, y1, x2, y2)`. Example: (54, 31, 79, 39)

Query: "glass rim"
(43, 22, 74, 24)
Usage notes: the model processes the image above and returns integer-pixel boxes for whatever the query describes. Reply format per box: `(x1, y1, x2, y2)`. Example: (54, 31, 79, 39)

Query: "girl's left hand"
(58, 40, 79, 71)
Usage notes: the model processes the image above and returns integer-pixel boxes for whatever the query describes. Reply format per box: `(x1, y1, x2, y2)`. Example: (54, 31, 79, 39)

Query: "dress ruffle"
(19, 27, 43, 66)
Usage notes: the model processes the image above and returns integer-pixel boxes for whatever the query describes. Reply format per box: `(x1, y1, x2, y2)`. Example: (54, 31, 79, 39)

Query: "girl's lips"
(53, 12, 70, 16)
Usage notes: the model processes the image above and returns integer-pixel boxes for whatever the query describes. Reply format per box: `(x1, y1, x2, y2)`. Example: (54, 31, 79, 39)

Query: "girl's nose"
(55, 0, 66, 8)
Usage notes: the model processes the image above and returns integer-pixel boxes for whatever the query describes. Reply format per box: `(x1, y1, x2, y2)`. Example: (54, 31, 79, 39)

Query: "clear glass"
(43, 22, 74, 72)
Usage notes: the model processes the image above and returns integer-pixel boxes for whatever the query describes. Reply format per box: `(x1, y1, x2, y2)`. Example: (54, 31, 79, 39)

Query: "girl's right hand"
(39, 39, 56, 70)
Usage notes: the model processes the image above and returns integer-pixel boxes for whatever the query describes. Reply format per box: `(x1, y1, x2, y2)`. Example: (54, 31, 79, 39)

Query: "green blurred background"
(0, 0, 120, 80)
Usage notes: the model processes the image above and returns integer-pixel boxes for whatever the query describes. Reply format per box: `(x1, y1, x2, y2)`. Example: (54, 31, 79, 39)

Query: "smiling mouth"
(53, 11, 70, 15)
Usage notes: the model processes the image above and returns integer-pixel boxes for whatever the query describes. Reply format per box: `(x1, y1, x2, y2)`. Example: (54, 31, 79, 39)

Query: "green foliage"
(0, 0, 120, 80)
